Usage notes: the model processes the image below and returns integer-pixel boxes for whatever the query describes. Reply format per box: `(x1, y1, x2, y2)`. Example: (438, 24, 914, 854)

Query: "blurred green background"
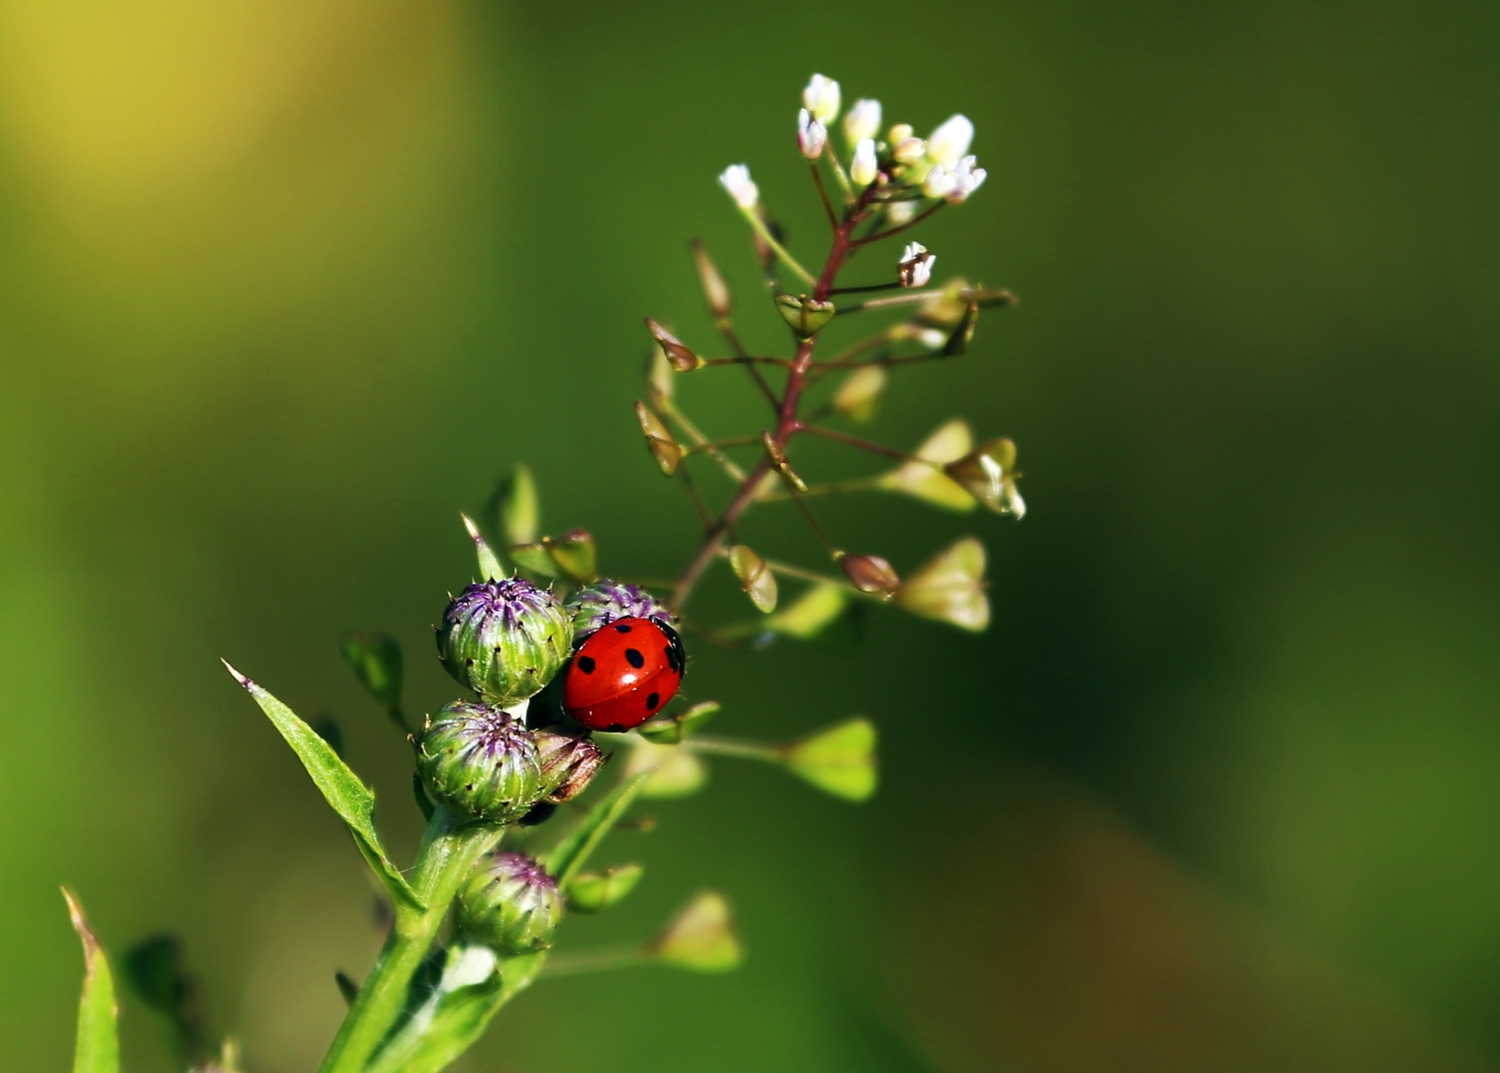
(2, 1, 1498, 1070)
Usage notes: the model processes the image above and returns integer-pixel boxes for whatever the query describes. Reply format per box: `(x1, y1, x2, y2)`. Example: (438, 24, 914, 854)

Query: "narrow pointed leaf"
(462, 514, 506, 581)
(508, 542, 559, 577)
(63, 888, 120, 1073)
(223, 662, 424, 910)
(487, 463, 540, 547)
(543, 772, 652, 890)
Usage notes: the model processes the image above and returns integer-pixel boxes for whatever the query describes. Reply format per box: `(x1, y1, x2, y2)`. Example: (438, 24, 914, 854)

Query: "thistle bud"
(843, 98, 882, 146)
(796, 108, 827, 160)
(690, 240, 733, 322)
(565, 579, 677, 640)
(457, 852, 563, 956)
(839, 553, 900, 597)
(832, 364, 888, 423)
(649, 890, 742, 973)
(898, 242, 935, 288)
(850, 138, 878, 186)
(926, 114, 975, 167)
(774, 293, 836, 340)
(801, 73, 841, 122)
(534, 729, 607, 803)
(894, 536, 990, 631)
(718, 164, 758, 209)
(634, 400, 685, 476)
(644, 318, 702, 372)
(417, 702, 544, 823)
(436, 579, 574, 705)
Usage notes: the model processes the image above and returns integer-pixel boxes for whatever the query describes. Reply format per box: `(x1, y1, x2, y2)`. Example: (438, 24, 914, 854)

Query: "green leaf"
(638, 700, 721, 744)
(486, 463, 540, 548)
(783, 717, 878, 801)
(63, 888, 120, 1073)
(365, 951, 546, 1073)
(508, 542, 559, 578)
(542, 772, 651, 890)
(339, 631, 404, 716)
(568, 863, 645, 913)
(223, 661, 424, 910)
(123, 934, 209, 1067)
(624, 739, 710, 799)
(649, 891, 742, 973)
(461, 514, 506, 582)
(546, 529, 598, 583)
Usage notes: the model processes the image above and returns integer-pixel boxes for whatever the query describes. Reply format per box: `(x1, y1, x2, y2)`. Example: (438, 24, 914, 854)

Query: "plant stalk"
(318, 807, 503, 1073)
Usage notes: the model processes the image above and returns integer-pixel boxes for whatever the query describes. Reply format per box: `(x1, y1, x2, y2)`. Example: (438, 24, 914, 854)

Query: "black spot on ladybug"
(646, 692, 660, 710)
(624, 648, 645, 669)
(615, 623, 633, 633)
(578, 656, 596, 674)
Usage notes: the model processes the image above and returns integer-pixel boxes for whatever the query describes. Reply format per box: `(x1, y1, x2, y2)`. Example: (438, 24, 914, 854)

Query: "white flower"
(797, 108, 827, 160)
(947, 155, 987, 202)
(898, 242, 935, 288)
(922, 164, 957, 199)
(893, 137, 927, 165)
(718, 164, 759, 208)
(926, 114, 974, 167)
(802, 73, 841, 122)
(850, 138, 878, 186)
(844, 98, 882, 145)
(886, 200, 917, 225)
(888, 123, 913, 144)
(915, 327, 948, 349)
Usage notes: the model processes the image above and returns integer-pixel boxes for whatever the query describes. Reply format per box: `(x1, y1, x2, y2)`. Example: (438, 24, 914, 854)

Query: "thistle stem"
(318, 808, 503, 1073)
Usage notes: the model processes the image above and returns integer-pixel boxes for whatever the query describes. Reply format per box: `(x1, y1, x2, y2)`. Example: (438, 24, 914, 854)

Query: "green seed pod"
(417, 702, 544, 824)
(534, 729, 607, 803)
(457, 852, 564, 956)
(436, 578, 573, 705)
(565, 579, 677, 641)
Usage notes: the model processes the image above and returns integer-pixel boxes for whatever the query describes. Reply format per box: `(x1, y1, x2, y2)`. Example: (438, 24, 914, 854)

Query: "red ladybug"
(562, 617, 685, 731)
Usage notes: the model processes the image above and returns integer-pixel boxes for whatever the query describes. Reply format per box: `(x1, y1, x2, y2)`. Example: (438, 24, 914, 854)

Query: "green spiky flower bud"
(457, 852, 564, 956)
(436, 578, 573, 705)
(534, 729, 607, 803)
(417, 702, 543, 824)
(565, 579, 677, 641)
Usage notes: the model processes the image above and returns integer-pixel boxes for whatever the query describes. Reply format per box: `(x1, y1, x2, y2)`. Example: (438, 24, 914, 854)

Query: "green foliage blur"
(2, 1, 1498, 1070)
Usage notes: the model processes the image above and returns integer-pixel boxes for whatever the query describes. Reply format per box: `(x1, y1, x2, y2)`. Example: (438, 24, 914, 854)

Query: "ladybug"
(562, 617, 685, 731)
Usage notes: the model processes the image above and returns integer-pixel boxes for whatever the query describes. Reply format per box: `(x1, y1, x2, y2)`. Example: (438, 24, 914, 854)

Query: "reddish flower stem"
(670, 186, 880, 610)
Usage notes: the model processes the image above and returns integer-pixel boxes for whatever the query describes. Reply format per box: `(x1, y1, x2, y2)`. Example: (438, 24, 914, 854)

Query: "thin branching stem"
(797, 424, 915, 462)
(852, 201, 946, 246)
(810, 163, 839, 231)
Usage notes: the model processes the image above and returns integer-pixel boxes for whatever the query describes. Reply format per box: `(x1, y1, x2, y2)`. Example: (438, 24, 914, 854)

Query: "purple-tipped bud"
(457, 852, 564, 956)
(436, 578, 573, 705)
(565, 579, 677, 641)
(417, 702, 544, 824)
(534, 729, 608, 803)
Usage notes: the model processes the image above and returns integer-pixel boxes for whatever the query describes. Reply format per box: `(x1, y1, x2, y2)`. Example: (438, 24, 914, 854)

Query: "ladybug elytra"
(562, 617, 684, 731)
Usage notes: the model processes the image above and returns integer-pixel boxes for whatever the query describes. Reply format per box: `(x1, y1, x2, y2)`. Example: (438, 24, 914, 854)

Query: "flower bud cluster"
(457, 852, 564, 956)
